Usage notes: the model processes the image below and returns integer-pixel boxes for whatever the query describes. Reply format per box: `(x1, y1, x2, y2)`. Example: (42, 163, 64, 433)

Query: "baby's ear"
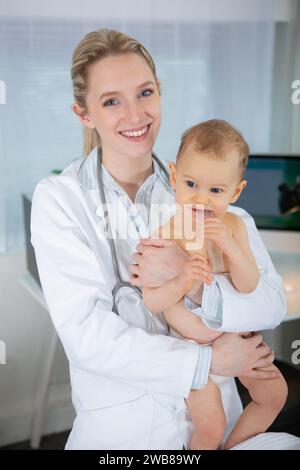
(230, 179, 247, 204)
(169, 161, 177, 188)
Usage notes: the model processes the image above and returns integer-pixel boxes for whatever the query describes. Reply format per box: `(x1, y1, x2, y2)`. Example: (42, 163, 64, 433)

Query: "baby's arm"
(164, 299, 223, 344)
(142, 254, 212, 314)
(142, 277, 188, 314)
(226, 215, 260, 293)
(204, 215, 259, 294)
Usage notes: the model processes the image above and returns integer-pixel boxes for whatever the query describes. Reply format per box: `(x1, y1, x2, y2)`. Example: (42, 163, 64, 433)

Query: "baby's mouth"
(191, 208, 215, 219)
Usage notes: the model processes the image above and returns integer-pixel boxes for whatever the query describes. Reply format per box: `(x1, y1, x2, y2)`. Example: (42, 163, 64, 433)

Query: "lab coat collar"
(77, 147, 169, 192)
(77, 146, 173, 221)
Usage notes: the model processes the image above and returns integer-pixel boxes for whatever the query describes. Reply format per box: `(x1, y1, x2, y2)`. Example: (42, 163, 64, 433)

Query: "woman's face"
(75, 53, 161, 162)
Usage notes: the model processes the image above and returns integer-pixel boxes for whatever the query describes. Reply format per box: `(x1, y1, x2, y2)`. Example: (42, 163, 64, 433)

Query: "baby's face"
(169, 146, 247, 220)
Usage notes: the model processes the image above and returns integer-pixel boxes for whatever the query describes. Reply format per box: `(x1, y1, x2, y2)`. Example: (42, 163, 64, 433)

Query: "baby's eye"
(210, 187, 223, 193)
(138, 88, 154, 98)
(103, 98, 119, 107)
(185, 180, 197, 189)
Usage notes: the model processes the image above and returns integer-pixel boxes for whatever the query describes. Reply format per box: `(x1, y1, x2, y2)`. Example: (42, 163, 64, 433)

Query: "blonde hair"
(177, 119, 249, 178)
(71, 29, 158, 156)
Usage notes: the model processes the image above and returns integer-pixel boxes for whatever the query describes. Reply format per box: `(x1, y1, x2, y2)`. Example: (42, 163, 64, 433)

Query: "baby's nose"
(194, 194, 210, 205)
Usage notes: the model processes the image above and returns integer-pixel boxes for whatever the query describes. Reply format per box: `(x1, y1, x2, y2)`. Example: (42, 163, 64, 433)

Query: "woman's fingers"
(246, 368, 280, 380)
(130, 274, 141, 287)
(247, 333, 264, 347)
(128, 263, 140, 275)
(139, 238, 173, 247)
(253, 350, 275, 369)
(132, 252, 143, 264)
(135, 244, 145, 254)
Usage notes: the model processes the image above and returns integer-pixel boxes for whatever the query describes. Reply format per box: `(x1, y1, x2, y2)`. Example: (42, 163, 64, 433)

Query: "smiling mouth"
(119, 124, 151, 141)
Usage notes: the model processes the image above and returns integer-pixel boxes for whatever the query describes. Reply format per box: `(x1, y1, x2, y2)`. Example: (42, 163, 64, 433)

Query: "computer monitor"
(236, 155, 300, 231)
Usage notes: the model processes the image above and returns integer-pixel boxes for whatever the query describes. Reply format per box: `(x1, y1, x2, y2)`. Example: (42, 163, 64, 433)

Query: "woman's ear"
(72, 103, 95, 129)
(169, 161, 177, 189)
(230, 179, 247, 204)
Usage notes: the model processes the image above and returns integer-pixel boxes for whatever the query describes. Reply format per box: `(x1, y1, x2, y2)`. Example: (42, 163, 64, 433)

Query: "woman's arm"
(142, 278, 186, 314)
(31, 179, 201, 398)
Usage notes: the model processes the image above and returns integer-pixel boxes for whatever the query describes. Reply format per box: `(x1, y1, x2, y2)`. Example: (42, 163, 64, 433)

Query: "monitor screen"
(236, 155, 300, 231)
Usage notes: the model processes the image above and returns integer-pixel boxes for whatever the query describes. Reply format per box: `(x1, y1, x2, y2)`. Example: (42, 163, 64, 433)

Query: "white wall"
(0, 0, 296, 22)
(0, 252, 74, 447)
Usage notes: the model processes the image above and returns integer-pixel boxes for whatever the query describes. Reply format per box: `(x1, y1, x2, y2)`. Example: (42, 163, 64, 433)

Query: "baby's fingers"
(191, 266, 212, 284)
(190, 254, 210, 264)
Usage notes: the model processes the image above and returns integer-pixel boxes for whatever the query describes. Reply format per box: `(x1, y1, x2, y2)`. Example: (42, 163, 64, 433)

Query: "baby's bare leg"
(186, 378, 226, 450)
(224, 365, 288, 449)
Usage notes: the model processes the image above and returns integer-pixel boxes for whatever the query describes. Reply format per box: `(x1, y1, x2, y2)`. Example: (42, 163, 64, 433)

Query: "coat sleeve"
(201, 207, 287, 332)
(31, 179, 207, 398)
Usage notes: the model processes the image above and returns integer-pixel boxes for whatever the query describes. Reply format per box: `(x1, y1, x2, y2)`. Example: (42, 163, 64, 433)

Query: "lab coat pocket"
(66, 393, 155, 450)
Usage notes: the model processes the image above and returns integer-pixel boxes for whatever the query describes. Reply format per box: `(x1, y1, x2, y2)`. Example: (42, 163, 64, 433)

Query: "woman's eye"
(138, 88, 153, 98)
(103, 98, 119, 107)
(210, 187, 223, 193)
(186, 180, 197, 189)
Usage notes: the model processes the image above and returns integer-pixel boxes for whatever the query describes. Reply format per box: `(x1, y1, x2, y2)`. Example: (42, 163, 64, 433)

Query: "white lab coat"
(31, 148, 290, 450)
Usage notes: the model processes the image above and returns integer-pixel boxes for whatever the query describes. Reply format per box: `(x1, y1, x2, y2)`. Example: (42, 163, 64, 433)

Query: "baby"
(142, 119, 288, 450)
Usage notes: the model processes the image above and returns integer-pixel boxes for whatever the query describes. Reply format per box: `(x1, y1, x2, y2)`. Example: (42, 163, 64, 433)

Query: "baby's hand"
(179, 254, 212, 292)
(203, 218, 236, 256)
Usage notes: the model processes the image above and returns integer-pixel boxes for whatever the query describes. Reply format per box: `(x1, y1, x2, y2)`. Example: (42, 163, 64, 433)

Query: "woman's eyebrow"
(98, 81, 155, 101)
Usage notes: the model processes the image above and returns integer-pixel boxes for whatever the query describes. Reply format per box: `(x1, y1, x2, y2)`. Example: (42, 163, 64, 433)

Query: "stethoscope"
(96, 146, 170, 334)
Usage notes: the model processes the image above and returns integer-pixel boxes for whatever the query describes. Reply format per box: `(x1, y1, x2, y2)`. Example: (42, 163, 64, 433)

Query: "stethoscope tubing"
(96, 147, 170, 334)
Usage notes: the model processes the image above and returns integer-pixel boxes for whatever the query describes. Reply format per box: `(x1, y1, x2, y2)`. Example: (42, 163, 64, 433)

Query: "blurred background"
(0, 0, 299, 449)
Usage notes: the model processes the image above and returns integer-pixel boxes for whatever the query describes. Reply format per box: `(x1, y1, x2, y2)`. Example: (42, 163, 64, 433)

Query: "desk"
(262, 251, 300, 370)
(19, 273, 59, 449)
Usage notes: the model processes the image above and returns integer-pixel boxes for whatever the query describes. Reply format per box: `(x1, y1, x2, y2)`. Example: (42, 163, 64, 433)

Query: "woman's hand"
(130, 238, 188, 288)
(210, 332, 280, 379)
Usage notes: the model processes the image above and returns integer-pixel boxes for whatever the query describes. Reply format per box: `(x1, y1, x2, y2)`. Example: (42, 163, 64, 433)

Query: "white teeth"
(121, 126, 148, 138)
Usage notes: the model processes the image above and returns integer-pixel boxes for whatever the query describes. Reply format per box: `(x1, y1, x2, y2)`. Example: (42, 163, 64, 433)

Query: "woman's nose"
(126, 101, 144, 124)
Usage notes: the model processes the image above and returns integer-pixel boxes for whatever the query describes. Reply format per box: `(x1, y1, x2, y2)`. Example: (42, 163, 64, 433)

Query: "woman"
(31, 29, 287, 450)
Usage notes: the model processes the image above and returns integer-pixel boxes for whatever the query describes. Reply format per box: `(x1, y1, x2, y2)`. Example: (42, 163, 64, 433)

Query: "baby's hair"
(176, 119, 249, 178)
